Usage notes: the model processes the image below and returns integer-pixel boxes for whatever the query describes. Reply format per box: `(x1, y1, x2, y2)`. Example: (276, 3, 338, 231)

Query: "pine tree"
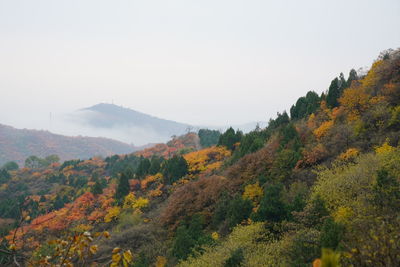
(148, 156, 162, 175)
(339, 72, 346, 92)
(162, 155, 188, 184)
(227, 195, 253, 228)
(115, 172, 130, 203)
(136, 157, 151, 178)
(253, 183, 288, 222)
(326, 77, 340, 108)
(92, 180, 103, 195)
(218, 127, 243, 150)
(347, 69, 358, 88)
(53, 195, 65, 210)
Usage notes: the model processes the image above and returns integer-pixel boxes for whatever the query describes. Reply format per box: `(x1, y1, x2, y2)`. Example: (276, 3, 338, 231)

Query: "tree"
(136, 157, 151, 178)
(148, 156, 162, 175)
(326, 77, 341, 108)
(172, 224, 195, 260)
(287, 229, 321, 266)
(91, 180, 103, 195)
(339, 72, 346, 91)
(0, 169, 11, 184)
(320, 217, 344, 250)
(198, 129, 221, 148)
(212, 191, 231, 228)
(1, 161, 19, 171)
(224, 248, 244, 267)
(372, 169, 400, 211)
(53, 195, 65, 210)
(172, 214, 210, 260)
(227, 195, 253, 228)
(45, 154, 60, 165)
(162, 155, 188, 184)
(218, 127, 243, 151)
(347, 69, 358, 88)
(253, 183, 288, 222)
(115, 172, 130, 203)
(290, 91, 320, 120)
(268, 111, 290, 130)
(339, 86, 370, 121)
(233, 129, 267, 160)
(24, 155, 45, 169)
(279, 123, 301, 149)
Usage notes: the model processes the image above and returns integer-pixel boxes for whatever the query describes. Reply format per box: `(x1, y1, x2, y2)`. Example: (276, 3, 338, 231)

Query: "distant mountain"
(70, 103, 192, 145)
(0, 124, 138, 166)
(72, 103, 266, 144)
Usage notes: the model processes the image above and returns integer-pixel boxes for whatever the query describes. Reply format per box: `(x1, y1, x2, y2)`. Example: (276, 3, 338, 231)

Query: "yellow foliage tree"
(339, 87, 370, 121)
(183, 146, 231, 174)
(375, 140, 396, 155)
(123, 192, 136, 209)
(211, 232, 219, 240)
(133, 197, 149, 210)
(338, 148, 359, 161)
(242, 182, 263, 205)
(104, 206, 121, 223)
(155, 256, 167, 267)
(141, 173, 163, 190)
(123, 192, 149, 212)
(361, 60, 383, 90)
(313, 120, 334, 139)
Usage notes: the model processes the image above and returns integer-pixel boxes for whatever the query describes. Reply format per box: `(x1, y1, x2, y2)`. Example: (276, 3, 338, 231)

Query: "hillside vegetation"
(0, 124, 138, 166)
(0, 49, 399, 266)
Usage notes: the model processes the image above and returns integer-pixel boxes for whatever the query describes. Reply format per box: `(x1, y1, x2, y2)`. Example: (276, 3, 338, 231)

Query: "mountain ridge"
(0, 123, 140, 166)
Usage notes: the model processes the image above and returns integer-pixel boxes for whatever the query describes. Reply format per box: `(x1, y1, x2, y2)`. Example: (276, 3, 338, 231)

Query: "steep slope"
(0, 124, 137, 166)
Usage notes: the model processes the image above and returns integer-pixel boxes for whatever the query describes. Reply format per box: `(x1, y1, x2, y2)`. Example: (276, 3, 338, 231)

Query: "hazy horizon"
(1, 0, 399, 143)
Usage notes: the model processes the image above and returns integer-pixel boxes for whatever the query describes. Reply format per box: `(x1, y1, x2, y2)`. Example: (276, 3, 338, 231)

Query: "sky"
(0, 0, 399, 133)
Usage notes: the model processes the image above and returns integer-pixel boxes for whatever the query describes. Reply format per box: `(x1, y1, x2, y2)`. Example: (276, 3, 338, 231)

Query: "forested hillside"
(0, 124, 138, 166)
(0, 49, 399, 266)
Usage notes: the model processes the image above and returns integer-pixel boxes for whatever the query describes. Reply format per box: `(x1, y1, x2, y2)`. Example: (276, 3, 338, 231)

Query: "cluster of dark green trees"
(290, 91, 320, 120)
(114, 155, 189, 202)
(217, 127, 243, 151)
(0, 169, 10, 184)
(24, 155, 60, 169)
(198, 129, 221, 147)
(325, 69, 358, 108)
(172, 214, 213, 260)
(1, 161, 19, 171)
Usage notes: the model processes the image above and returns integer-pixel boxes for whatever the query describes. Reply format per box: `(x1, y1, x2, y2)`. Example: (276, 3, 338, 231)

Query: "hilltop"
(72, 103, 192, 143)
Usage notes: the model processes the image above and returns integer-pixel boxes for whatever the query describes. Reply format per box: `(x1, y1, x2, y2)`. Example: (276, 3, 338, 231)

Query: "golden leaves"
(111, 247, 133, 267)
(155, 256, 167, 267)
(183, 146, 231, 175)
(375, 140, 395, 155)
(338, 148, 360, 161)
(242, 182, 263, 205)
(89, 245, 98, 254)
(104, 206, 121, 223)
(313, 120, 334, 139)
(211, 232, 219, 240)
(123, 192, 149, 211)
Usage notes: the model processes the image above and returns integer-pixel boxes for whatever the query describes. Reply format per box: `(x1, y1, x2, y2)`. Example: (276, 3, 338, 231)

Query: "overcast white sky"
(1, 0, 399, 130)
